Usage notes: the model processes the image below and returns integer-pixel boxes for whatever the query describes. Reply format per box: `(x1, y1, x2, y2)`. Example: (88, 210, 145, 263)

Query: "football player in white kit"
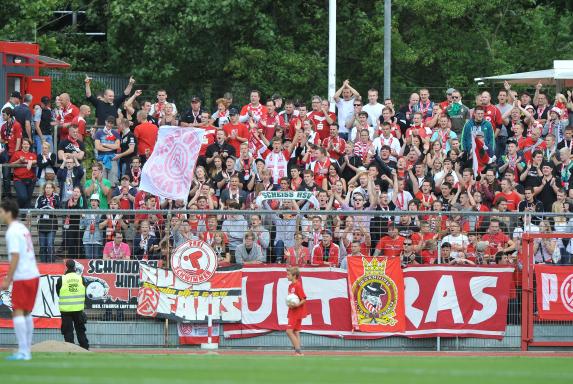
(0, 199, 40, 361)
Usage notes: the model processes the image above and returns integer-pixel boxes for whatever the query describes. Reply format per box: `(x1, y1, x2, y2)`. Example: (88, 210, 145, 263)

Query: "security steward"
(56, 259, 89, 350)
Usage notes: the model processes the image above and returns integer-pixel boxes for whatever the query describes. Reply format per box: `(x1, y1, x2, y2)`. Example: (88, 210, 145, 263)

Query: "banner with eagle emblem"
(347, 257, 406, 333)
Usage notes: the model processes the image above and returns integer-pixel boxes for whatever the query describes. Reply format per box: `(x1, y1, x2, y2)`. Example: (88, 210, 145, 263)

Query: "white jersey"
(6, 221, 39, 281)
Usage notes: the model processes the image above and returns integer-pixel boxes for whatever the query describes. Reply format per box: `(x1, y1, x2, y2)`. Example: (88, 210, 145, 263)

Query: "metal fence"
(1, 209, 572, 350)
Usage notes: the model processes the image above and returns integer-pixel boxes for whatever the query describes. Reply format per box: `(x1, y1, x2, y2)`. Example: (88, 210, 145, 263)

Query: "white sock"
(13, 316, 27, 355)
(25, 315, 34, 354)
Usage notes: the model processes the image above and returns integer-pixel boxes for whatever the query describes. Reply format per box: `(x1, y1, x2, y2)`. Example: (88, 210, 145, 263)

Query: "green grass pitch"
(1, 352, 572, 384)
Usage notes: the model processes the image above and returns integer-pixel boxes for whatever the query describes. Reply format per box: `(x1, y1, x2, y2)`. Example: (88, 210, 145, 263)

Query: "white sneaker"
(5, 352, 30, 361)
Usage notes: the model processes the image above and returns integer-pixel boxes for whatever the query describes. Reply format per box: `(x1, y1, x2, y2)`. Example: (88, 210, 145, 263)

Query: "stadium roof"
(474, 60, 573, 88)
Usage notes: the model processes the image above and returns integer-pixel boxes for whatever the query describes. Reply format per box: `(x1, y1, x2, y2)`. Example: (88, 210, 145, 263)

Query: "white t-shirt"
(363, 102, 383, 126)
(6, 221, 39, 281)
(441, 234, 469, 259)
(350, 125, 375, 142)
(373, 135, 401, 156)
(336, 98, 355, 134)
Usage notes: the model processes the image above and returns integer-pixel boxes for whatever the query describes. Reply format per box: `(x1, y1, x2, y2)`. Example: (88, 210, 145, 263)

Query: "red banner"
(224, 265, 514, 340)
(404, 265, 514, 339)
(178, 323, 220, 345)
(535, 265, 573, 321)
(347, 257, 405, 333)
(0, 263, 63, 328)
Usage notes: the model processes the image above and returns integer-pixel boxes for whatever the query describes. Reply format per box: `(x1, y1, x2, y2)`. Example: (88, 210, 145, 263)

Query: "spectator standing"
(81, 194, 104, 259)
(56, 93, 79, 140)
(57, 154, 84, 206)
(94, 116, 121, 184)
(57, 125, 85, 162)
(221, 202, 249, 255)
(36, 141, 57, 187)
(62, 186, 85, 259)
(85, 75, 135, 125)
(35, 182, 60, 263)
(1, 107, 22, 197)
(149, 89, 177, 121)
(33, 96, 54, 155)
(133, 110, 158, 165)
(84, 162, 112, 209)
(14, 94, 33, 141)
(362, 89, 384, 127)
(334, 80, 360, 140)
(115, 118, 137, 176)
(133, 220, 160, 260)
(9, 139, 36, 208)
(180, 96, 205, 127)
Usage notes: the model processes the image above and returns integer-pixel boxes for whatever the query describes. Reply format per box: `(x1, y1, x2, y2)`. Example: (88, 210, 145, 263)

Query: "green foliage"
(8, 0, 573, 109)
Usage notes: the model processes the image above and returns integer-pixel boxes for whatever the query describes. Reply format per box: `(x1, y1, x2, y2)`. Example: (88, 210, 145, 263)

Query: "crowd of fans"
(1, 76, 573, 267)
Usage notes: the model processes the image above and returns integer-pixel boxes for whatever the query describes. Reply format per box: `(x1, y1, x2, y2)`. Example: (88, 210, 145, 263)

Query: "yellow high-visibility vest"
(58, 273, 86, 312)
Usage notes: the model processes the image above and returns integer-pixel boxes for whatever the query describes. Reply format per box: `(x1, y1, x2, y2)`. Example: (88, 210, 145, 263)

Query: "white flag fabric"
(139, 126, 205, 201)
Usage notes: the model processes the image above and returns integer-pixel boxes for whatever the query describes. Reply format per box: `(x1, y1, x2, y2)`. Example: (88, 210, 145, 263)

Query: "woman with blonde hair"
(212, 98, 230, 128)
(159, 102, 178, 126)
(533, 220, 560, 264)
(554, 93, 570, 126)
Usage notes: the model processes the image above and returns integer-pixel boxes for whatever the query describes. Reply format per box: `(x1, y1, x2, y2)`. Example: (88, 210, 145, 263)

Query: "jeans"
(14, 179, 35, 208)
(0, 150, 11, 197)
(34, 134, 54, 155)
(101, 161, 118, 185)
(39, 231, 56, 263)
(273, 240, 285, 263)
(84, 244, 102, 260)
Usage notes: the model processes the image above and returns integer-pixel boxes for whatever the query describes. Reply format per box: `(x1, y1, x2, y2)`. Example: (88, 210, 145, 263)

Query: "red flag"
(347, 257, 405, 333)
(536, 265, 573, 320)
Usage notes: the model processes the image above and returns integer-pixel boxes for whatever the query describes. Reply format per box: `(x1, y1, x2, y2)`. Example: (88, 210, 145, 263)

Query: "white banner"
(139, 126, 205, 201)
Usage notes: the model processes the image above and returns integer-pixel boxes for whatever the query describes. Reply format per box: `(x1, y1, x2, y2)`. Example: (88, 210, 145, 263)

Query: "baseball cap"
(446, 88, 456, 95)
(40, 96, 50, 104)
(191, 96, 201, 103)
(90, 193, 100, 201)
(321, 229, 333, 237)
(524, 104, 535, 111)
(11, 91, 21, 99)
(541, 161, 553, 169)
(229, 107, 239, 116)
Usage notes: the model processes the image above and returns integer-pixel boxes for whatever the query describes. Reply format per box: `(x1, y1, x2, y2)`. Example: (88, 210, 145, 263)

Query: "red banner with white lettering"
(224, 265, 514, 340)
(404, 265, 514, 339)
(535, 265, 573, 321)
(347, 257, 405, 333)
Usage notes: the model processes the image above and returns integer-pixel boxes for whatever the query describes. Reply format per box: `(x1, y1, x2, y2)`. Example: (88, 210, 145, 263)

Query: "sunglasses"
(404, 242, 412, 245)
(354, 104, 362, 107)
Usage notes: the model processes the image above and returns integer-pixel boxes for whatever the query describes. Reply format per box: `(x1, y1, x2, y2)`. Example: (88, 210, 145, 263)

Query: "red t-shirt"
(1, 119, 22, 155)
(308, 111, 336, 141)
(493, 191, 522, 211)
(199, 125, 217, 156)
(405, 125, 431, 139)
(322, 136, 346, 160)
(10, 150, 37, 180)
(134, 122, 159, 156)
(287, 280, 307, 321)
(483, 104, 502, 129)
(71, 116, 87, 139)
(258, 112, 278, 141)
(223, 122, 249, 155)
(375, 236, 405, 258)
(482, 232, 511, 256)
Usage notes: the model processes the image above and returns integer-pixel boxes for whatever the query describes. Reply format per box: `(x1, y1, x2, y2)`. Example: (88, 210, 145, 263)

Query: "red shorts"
(11, 277, 40, 312)
(287, 317, 302, 331)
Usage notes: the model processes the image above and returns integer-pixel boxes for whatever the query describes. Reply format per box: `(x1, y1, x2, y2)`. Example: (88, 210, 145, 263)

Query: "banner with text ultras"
(137, 240, 242, 322)
(536, 265, 573, 320)
(224, 265, 514, 340)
